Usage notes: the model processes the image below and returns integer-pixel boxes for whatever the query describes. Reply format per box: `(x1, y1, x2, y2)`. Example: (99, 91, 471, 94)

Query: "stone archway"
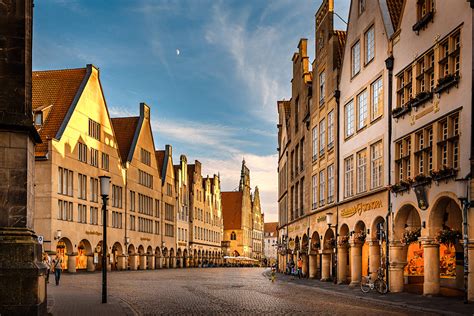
(77, 239, 92, 271)
(301, 234, 309, 277)
(128, 244, 138, 270)
(55, 237, 73, 271)
(111, 242, 124, 271)
(390, 204, 422, 293)
(322, 229, 335, 281)
(177, 248, 183, 268)
(146, 246, 154, 270)
(338, 224, 350, 284)
(162, 247, 169, 268)
(349, 221, 367, 287)
(155, 247, 162, 269)
(309, 231, 320, 279)
(169, 248, 175, 268)
(137, 245, 146, 270)
(425, 195, 464, 296)
(368, 216, 386, 280)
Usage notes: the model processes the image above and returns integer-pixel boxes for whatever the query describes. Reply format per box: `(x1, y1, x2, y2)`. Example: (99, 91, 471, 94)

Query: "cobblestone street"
(47, 268, 438, 315)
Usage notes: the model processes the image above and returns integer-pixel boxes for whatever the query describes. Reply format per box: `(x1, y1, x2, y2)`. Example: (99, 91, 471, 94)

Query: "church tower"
(238, 158, 250, 193)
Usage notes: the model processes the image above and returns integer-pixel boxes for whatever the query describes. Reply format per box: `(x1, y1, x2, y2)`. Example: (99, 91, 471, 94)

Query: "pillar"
(349, 242, 362, 287)
(163, 257, 169, 268)
(321, 252, 331, 281)
(302, 255, 309, 277)
(468, 242, 474, 302)
(179, 257, 184, 268)
(117, 255, 126, 271)
(147, 254, 155, 270)
(388, 241, 407, 293)
(171, 256, 176, 268)
(87, 254, 95, 272)
(155, 256, 162, 269)
(0, 2, 46, 313)
(67, 252, 77, 273)
(129, 254, 138, 270)
(368, 239, 380, 280)
(422, 239, 440, 296)
(139, 254, 147, 270)
(309, 254, 317, 278)
(337, 245, 348, 284)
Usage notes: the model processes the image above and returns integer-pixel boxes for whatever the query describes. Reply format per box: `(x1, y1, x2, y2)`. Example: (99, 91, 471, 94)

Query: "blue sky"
(33, 0, 349, 222)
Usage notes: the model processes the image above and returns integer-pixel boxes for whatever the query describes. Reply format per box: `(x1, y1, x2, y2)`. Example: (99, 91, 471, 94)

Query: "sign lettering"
(341, 200, 383, 218)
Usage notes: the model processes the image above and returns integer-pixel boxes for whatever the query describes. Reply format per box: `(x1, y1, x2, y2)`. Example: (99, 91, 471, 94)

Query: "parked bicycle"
(360, 267, 388, 294)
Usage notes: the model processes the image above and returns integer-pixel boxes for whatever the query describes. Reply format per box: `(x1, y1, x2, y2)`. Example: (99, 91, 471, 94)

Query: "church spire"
(239, 158, 250, 192)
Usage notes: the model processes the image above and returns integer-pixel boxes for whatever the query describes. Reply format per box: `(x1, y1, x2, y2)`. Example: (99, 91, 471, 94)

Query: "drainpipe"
(385, 55, 394, 289)
(334, 89, 341, 284)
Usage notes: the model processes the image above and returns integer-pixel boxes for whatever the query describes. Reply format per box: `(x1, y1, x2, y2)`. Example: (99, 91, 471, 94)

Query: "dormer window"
(34, 111, 43, 126)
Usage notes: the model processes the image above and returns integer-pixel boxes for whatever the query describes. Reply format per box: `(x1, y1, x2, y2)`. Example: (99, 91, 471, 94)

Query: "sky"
(33, 0, 350, 223)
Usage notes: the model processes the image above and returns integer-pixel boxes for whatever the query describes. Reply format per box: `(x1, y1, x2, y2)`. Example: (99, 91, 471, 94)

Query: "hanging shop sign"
(413, 185, 429, 210)
(317, 215, 327, 223)
(341, 200, 383, 218)
(288, 240, 295, 250)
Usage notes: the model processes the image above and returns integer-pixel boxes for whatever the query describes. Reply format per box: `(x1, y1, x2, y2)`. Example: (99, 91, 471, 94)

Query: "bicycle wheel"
(375, 279, 388, 294)
(360, 277, 370, 293)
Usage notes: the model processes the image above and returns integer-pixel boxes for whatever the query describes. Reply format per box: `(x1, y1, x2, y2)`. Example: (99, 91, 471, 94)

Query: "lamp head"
(99, 175, 111, 197)
(326, 212, 333, 227)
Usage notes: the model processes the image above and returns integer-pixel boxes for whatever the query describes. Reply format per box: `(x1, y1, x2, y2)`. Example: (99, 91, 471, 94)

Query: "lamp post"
(326, 212, 338, 284)
(99, 175, 111, 304)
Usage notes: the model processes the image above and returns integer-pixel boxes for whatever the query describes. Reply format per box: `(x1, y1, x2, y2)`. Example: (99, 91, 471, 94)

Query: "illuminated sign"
(340, 200, 383, 218)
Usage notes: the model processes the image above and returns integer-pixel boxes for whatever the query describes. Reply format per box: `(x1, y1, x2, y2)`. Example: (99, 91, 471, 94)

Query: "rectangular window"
(112, 185, 123, 208)
(165, 203, 174, 221)
(327, 164, 334, 203)
(34, 112, 43, 126)
(101, 152, 109, 171)
(327, 111, 334, 149)
(138, 193, 153, 215)
(90, 177, 98, 202)
(89, 206, 98, 225)
(365, 26, 375, 63)
(344, 156, 354, 198)
(345, 100, 355, 138)
(141, 148, 151, 166)
(165, 223, 174, 237)
(90, 148, 99, 167)
(319, 71, 326, 104)
(138, 170, 153, 188)
(78, 173, 87, 200)
(371, 77, 383, 120)
(357, 90, 368, 130)
(319, 170, 325, 205)
(129, 191, 136, 212)
(78, 204, 87, 224)
(88, 119, 100, 140)
(78, 143, 87, 163)
(58, 200, 73, 221)
(371, 141, 383, 189)
(166, 183, 172, 196)
(154, 221, 160, 235)
(312, 126, 318, 161)
(58, 167, 73, 196)
(319, 118, 325, 155)
(311, 174, 317, 209)
(155, 199, 160, 218)
(351, 41, 361, 77)
(357, 149, 367, 193)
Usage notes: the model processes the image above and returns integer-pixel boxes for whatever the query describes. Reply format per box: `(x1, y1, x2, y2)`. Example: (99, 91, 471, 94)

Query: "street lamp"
(99, 175, 110, 304)
(326, 212, 338, 284)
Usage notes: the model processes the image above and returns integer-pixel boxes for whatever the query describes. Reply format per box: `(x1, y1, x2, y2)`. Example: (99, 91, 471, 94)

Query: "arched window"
(230, 231, 236, 240)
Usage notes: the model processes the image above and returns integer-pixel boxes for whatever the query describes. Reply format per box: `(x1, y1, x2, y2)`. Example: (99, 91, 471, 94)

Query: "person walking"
(52, 255, 63, 286)
(297, 257, 303, 279)
(43, 253, 51, 284)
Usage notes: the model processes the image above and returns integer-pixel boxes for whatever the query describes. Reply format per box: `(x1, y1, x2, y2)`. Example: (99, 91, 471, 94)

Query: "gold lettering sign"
(341, 200, 383, 218)
(140, 237, 151, 241)
(86, 230, 102, 236)
(317, 215, 327, 223)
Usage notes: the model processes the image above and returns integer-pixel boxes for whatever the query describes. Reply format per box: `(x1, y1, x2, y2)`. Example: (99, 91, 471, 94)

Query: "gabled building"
(264, 222, 278, 265)
(388, 0, 474, 300)
(111, 102, 162, 271)
(33, 65, 126, 272)
(188, 160, 223, 266)
(174, 155, 190, 267)
(222, 160, 263, 261)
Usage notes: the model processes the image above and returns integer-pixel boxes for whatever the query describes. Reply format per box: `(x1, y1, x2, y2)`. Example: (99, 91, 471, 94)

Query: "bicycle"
(360, 268, 388, 294)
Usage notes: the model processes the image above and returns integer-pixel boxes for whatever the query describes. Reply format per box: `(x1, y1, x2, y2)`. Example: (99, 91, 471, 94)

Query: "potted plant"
(430, 165, 458, 182)
(436, 228, 462, 248)
(411, 91, 433, 108)
(338, 235, 350, 247)
(412, 173, 432, 186)
(434, 73, 460, 94)
(401, 228, 421, 245)
(391, 179, 411, 194)
(326, 238, 336, 248)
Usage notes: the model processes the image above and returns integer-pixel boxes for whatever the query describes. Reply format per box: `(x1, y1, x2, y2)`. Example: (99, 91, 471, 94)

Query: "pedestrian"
(297, 257, 303, 279)
(52, 254, 63, 286)
(43, 253, 51, 284)
(271, 266, 276, 283)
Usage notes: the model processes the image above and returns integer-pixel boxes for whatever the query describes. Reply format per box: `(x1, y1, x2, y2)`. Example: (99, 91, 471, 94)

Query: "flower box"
(411, 91, 433, 109)
(401, 228, 421, 245)
(430, 166, 457, 182)
(412, 11, 434, 32)
(353, 231, 366, 243)
(434, 74, 459, 94)
(412, 173, 432, 187)
(392, 104, 412, 119)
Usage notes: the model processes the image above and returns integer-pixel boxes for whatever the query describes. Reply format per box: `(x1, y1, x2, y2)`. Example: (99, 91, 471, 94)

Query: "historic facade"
(264, 222, 278, 265)
(32, 65, 224, 273)
(222, 160, 264, 260)
(277, 0, 474, 302)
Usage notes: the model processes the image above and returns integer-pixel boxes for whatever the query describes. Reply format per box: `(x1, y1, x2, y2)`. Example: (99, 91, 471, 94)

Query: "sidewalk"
(265, 270, 473, 316)
(47, 281, 137, 316)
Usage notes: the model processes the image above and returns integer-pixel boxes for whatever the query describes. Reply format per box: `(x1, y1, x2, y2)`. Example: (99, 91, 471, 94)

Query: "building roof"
(264, 222, 278, 234)
(32, 67, 88, 157)
(155, 150, 165, 176)
(334, 30, 347, 69)
(386, 0, 404, 30)
(110, 117, 139, 162)
(221, 191, 243, 230)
